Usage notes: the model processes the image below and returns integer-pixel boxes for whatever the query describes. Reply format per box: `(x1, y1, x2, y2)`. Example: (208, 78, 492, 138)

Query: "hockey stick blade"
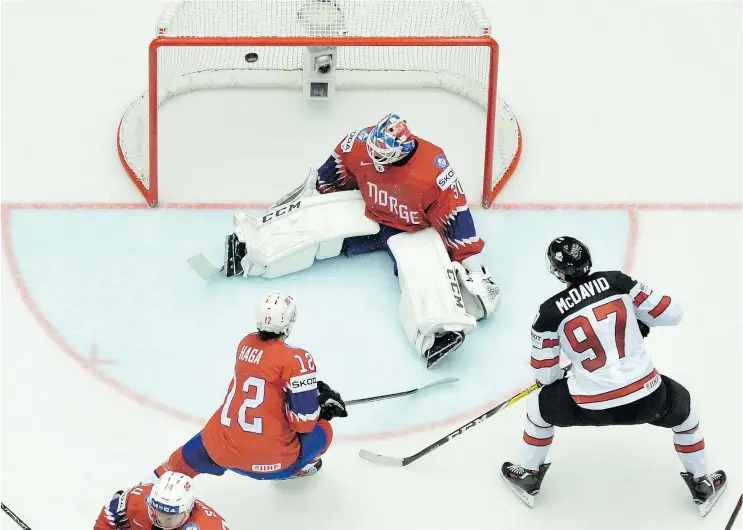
(359, 364, 572, 467)
(346, 377, 459, 406)
(358, 450, 405, 467)
(187, 253, 223, 279)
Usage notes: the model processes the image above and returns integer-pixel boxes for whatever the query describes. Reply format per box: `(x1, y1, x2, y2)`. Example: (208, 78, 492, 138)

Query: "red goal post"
(117, 1, 522, 208)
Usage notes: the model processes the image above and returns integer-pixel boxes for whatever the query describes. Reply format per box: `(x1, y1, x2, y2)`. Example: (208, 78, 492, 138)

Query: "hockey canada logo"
(434, 154, 448, 169)
(357, 127, 371, 142)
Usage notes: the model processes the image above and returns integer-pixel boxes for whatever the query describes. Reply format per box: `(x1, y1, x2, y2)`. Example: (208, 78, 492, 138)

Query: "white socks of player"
(672, 407, 708, 478)
(519, 391, 554, 471)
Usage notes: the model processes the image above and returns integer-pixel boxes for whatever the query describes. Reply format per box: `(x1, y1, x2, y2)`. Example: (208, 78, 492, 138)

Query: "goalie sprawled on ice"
(192, 113, 501, 368)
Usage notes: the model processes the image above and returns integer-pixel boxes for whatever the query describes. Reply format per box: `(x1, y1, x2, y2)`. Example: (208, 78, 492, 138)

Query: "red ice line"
(1, 201, 740, 441)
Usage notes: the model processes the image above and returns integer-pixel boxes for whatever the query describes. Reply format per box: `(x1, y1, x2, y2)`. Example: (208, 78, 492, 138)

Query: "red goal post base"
(117, 34, 521, 209)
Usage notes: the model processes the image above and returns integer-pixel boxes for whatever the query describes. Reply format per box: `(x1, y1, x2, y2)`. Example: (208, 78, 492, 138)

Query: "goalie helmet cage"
(117, 0, 522, 208)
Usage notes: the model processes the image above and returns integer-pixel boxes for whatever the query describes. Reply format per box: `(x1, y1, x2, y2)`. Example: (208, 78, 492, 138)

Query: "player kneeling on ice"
(94, 471, 229, 530)
(143, 293, 347, 483)
(210, 113, 501, 368)
(501, 237, 727, 516)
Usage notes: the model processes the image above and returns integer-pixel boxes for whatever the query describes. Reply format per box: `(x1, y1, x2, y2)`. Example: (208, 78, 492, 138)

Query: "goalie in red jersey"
(217, 113, 501, 368)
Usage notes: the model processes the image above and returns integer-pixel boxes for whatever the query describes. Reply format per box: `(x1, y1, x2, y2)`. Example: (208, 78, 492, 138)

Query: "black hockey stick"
(359, 364, 572, 467)
(346, 377, 459, 406)
(1, 503, 32, 530)
(726, 494, 742, 530)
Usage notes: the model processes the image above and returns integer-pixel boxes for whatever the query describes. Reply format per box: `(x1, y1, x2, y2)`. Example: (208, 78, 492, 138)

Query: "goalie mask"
(256, 292, 298, 337)
(546, 236, 592, 283)
(366, 113, 416, 171)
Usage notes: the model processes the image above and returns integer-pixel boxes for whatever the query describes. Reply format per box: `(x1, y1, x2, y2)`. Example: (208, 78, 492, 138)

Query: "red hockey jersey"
(199, 333, 320, 473)
(316, 126, 484, 263)
(93, 484, 228, 530)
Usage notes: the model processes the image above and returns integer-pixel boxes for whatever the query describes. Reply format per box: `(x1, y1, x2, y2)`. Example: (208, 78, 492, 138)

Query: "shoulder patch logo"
(183, 523, 200, 530)
(434, 154, 449, 169)
(341, 130, 358, 153)
(436, 167, 457, 191)
(357, 127, 371, 142)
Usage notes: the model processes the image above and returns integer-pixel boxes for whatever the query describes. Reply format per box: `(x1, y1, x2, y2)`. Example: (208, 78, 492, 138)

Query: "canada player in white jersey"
(501, 236, 727, 516)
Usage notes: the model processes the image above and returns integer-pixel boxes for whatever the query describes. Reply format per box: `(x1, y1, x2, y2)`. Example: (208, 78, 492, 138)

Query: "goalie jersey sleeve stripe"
(317, 136, 361, 193)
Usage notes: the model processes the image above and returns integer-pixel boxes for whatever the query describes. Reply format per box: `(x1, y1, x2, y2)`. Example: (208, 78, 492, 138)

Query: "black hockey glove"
(637, 319, 650, 338)
(317, 381, 348, 421)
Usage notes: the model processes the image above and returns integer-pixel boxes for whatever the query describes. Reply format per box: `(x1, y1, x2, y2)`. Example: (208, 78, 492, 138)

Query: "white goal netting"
(117, 0, 521, 206)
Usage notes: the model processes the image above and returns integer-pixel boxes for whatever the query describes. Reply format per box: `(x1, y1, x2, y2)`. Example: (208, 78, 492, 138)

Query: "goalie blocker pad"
(387, 228, 477, 360)
(233, 190, 380, 278)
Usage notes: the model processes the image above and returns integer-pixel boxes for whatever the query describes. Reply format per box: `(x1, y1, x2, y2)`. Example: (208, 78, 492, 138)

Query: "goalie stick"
(187, 253, 224, 279)
(346, 377, 459, 406)
(359, 364, 572, 467)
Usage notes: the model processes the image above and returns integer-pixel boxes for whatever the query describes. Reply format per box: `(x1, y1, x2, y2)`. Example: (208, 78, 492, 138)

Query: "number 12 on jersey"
(220, 376, 266, 434)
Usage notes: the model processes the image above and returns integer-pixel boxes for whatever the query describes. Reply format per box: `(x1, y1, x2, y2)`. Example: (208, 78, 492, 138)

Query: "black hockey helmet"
(546, 236, 592, 282)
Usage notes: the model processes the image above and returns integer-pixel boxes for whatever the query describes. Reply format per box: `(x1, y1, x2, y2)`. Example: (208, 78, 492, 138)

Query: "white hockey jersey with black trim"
(530, 270, 682, 410)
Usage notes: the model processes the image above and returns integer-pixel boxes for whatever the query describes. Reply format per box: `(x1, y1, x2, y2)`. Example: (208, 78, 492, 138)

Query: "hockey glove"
(317, 381, 348, 421)
(108, 490, 130, 530)
(536, 367, 569, 388)
(637, 319, 650, 338)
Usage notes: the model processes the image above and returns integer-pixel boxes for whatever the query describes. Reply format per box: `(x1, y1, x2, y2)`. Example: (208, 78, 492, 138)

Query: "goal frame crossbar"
(117, 35, 510, 208)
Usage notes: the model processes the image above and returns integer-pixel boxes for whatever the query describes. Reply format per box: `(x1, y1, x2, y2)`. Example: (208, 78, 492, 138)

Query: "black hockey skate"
(680, 470, 727, 516)
(224, 233, 247, 277)
(426, 331, 465, 368)
(287, 458, 323, 479)
(500, 462, 551, 508)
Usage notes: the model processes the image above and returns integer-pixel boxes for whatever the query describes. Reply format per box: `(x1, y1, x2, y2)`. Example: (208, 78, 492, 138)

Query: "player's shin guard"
(672, 407, 707, 478)
(520, 391, 554, 471)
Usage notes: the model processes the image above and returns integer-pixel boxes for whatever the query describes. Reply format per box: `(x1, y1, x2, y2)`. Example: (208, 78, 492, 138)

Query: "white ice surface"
(1, 1, 741, 529)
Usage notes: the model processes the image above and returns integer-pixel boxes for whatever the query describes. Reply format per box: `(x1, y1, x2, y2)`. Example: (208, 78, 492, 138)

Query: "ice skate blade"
(698, 482, 727, 517)
(500, 472, 536, 508)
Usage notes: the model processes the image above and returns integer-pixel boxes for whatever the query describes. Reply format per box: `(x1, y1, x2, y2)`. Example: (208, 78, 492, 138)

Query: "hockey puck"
(245, 52, 258, 63)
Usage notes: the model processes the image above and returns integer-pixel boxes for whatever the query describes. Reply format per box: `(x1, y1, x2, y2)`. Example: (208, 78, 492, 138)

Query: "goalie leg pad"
(233, 190, 380, 278)
(387, 228, 477, 366)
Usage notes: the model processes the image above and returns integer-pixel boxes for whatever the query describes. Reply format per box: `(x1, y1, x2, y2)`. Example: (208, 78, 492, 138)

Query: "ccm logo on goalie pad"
(341, 130, 358, 153)
(446, 268, 465, 309)
(289, 373, 317, 391)
(436, 168, 457, 191)
(261, 200, 302, 224)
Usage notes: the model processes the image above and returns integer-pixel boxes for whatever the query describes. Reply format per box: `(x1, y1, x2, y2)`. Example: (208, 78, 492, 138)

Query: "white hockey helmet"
(146, 472, 196, 530)
(366, 113, 416, 170)
(256, 292, 297, 337)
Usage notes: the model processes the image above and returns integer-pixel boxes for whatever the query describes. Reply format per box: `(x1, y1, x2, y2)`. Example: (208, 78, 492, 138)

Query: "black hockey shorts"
(538, 375, 691, 429)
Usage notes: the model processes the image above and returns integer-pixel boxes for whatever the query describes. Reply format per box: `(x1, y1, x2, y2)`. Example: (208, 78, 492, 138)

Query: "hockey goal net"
(117, 0, 521, 208)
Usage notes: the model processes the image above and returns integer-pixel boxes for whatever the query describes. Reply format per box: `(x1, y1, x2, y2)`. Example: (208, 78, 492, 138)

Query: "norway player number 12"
(220, 376, 266, 434)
